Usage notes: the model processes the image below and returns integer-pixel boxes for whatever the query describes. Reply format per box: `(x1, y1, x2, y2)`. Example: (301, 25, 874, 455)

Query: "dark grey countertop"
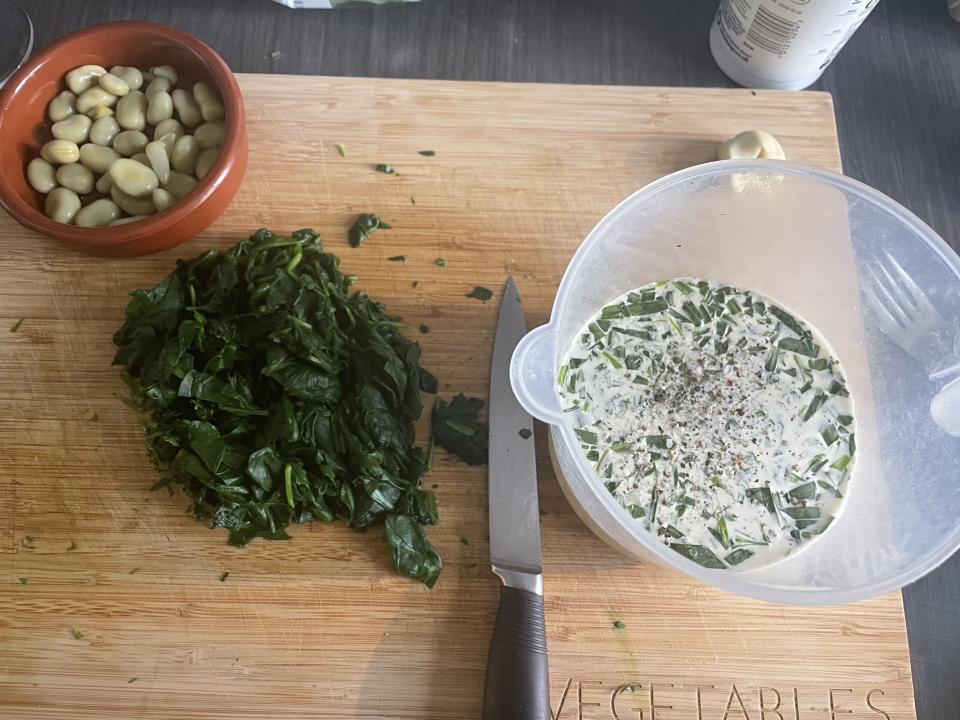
(20, 1, 960, 717)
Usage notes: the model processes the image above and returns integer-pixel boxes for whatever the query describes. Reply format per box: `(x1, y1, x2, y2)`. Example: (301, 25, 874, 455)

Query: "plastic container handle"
(931, 376, 960, 437)
(510, 324, 565, 425)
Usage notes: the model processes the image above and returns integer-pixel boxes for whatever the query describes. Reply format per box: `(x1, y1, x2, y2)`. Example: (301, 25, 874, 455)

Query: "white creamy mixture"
(558, 279, 856, 570)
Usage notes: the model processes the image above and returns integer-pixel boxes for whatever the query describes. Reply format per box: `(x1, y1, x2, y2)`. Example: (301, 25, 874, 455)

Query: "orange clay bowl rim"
(0, 21, 245, 248)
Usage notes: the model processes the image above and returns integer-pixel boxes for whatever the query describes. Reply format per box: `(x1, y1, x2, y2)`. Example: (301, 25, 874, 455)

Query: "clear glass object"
(0, 0, 32, 89)
(511, 160, 960, 605)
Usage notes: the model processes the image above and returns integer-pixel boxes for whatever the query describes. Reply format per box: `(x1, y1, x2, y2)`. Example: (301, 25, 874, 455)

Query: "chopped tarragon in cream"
(558, 278, 856, 570)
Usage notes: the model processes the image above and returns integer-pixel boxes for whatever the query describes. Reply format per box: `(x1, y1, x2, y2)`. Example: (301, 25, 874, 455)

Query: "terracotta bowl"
(0, 21, 247, 256)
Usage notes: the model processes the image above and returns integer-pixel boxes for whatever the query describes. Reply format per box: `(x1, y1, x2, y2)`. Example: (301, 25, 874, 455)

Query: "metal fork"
(863, 250, 960, 380)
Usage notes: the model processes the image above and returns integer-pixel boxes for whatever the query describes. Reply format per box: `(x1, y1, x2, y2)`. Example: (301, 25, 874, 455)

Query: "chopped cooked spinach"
(432, 394, 489, 466)
(113, 228, 442, 587)
(348, 214, 392, 247)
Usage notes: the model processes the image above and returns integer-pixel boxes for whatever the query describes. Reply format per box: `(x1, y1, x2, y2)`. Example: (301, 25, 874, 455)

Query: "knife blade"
(482, 276, 550, 720)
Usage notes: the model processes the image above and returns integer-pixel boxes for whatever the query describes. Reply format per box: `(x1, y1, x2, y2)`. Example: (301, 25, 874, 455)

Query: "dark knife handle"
(482, 584, 551, 720)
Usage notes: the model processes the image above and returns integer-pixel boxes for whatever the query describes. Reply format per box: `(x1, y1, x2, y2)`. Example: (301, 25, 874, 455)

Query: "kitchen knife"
(482, 277, 550, 720)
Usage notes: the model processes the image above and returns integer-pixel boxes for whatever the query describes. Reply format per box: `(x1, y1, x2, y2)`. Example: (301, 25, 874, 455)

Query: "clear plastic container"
(511, 160, 960, 605)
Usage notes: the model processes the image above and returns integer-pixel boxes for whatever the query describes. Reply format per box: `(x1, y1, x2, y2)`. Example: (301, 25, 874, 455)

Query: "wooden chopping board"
(0, 75, 915, 720)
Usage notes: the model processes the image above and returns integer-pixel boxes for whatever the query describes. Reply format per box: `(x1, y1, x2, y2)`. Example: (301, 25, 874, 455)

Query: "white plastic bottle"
(709, 0, 880, 91)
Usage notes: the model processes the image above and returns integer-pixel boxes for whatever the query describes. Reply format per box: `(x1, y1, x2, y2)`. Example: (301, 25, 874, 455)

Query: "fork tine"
(866, 264, 911, 327)
(876, 260, 918, 319)
(863, 272, 906, 332)
(883, 250, 942, 320)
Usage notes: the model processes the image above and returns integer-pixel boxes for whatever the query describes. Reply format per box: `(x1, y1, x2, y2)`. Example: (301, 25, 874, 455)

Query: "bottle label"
(715, 0, 878, 80)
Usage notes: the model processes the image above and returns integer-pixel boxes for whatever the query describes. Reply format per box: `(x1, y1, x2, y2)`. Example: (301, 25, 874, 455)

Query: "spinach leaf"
(385, 514, 442, 588)
(113, 228, 442, 586)
(432, 394, 489, 466)
(348, 214, 392, 247)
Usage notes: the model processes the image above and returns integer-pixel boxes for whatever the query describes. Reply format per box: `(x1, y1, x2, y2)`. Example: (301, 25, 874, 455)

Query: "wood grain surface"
(1, 75, 914, 720)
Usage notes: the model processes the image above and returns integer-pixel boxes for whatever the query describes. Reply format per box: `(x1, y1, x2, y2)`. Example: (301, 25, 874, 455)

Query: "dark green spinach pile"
(113, 228, 442, 586)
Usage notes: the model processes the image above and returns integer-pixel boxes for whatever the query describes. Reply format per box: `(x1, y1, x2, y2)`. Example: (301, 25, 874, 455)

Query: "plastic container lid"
(511, 160, 960, 605)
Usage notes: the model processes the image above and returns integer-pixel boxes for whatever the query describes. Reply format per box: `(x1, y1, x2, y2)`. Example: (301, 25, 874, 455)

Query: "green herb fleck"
(574, 428, 599, 445)
(830, 455, 851, 471)
(782, 507, 821, 523)
(764, 344, 779, 372)
(828, 379, 849, 396)
(602, 351, 622, 369)
(434, 258, 447, 267)
(613, 620, 626, 629)
(670, 543, 725, 569)
(335, 143, 347, 157)
(18, 577, 28, 584)
(802, 392, 827, 421)
(67, 540, 78, 552)
(412, 280, 419, 288)
(746, 486, 777, 514)
(725, 548, 754, 566)
(129, 568, 140, 574)
(645, 434, 669, 449)
(10, 319, 24, 332)
(518, 428, 533, 439)
(418, 150, 436, 156)
(460, 537, 470, 546)
(375, 164, 397, 174)
(821, 424, 840, 446)
(627, 300, 669, 316)
(128, 677, 139, 684)
(387, 255, 406, 262)
(348, 213, 392, 247)
(778, 337, 819, 357)
(769, 306, 806, 337)
(788, 481, 817, 501)
(716, 515, 730, 546)
(70, 628, 84, 640)
(466, 286, 493, 302)
(219, 572, 230, 582)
